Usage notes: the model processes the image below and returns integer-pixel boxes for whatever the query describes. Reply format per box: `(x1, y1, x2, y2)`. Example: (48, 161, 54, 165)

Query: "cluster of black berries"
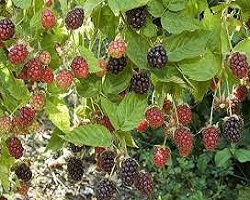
(95, 150, 154, 200)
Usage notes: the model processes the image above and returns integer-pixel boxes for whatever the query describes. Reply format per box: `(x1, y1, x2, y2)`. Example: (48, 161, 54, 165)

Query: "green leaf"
(161, 10, 201, 34)
(179, 51, 220, 81)
(45, 129, 65, 151)
(166, 0, 188, 11)
(83, 0, 104, 17)
(125, 29, 150, 69)
(147, 0, 165, 17)
(62, 124, 112, 147)
(45, 96, 71, 133)
(103, 66, 132, 95)
(141, 20, 158, 38)
(108, 0, 150, 14)
(164, 30, 209, 62)
(92, 5, 119, 39)
(12, 0, 32, 9)
(79, 46, 101, 73)
(115, 132, 138, 148)
(116, 93, 147, 131)
(75, 75, 102, 98)
(234, 149, 250, 163)
(100, 97, 120, 130)
(215, 148, 232, 167)
(234, 38, 250, 61)
(30, 8, 43, 30)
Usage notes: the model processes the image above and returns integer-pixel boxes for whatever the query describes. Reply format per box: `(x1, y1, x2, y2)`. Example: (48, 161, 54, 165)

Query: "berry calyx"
(228, 52, 248, 78)
(56, 69, 73, 90)
(107, 56, 127, 74)
(0, 18, 15, 41)
(222, 115, 243, 143)
(137, 119, 148, 133)
(65, 8, 84, 30)
(202, 125, 219, 151)
(0, 116, 12, 135)
(129, 72, 150, 94)
(67, 157, 84, 181)
(153, 146, 170, 168)
(126, 6, 147, 29)
(145, 106, 164, 128)
(147, 44, 168, 68)
(98, 150, 116, 173)
(15, 163, 32, 182)
(41, 8, 56, 29)
(176, 105, 192, 126)
(6, 137, 24, 159)
(174, 126, 193, 157)
(8, 44, 28, 65)
(95, 179, 116, 200)
(120, 158, 139, 186)
(107, 38, 126, 58)
(134, 171, 154, 196)
(70, 56, 89, 78)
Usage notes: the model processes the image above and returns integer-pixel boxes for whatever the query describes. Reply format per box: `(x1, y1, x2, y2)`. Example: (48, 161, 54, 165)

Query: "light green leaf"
(100, 97, 120, 130)
(103, 66, 132, 95)
(141, 21, 158, 38)
(125, 29, 150, 69)
(164, 30, 209, 62)
(215, 148, 232, 167)
(179, 51, 220, 81)
(235, 149, 250, 163)
(84, 0, 104, 17)
(147, 0, 165, 17)
(117, 93, 147, 131)
(234, 38, 250, 60)
(62, 124, 112, 147)
(12, 0, 32, 9)
(92, 4, 119, 39)
(161, 10, 201, 34)
(45, 96, 71, 133)
(166, 0, 188, 11)
(46, 129, 65, 151)
(108, 0, 150, 14)
(79, 46, 101, 73)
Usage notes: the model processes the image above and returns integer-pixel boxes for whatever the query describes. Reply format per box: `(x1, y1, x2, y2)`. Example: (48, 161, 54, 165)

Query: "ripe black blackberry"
(147, 44, 168, 68)
(134, 171, 154, 196)
(126, 6, 147, 29)
(15, 163, 32, 182)
(129, 72, 150, 94)
(228, 52, 248, 78)
(95, 179, 116, 200)
(98, 150, 116, 173)
(222, 115, 243, 143)
(107, 56, 127, 74)
(69, 143, 84, 153)
(67, 157, 84, 181)
(0, 18, 15, 41)
(65, 8, 84, 30)
(120, 158, 139, 186)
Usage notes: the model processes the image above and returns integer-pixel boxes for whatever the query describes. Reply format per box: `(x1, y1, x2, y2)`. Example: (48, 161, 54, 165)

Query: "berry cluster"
(95, 153, 154, 199)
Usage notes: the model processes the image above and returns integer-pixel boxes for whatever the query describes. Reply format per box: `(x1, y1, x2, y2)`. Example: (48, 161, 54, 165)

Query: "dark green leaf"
(235, 149, 250, 163)
(215, 148, 232, 167)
